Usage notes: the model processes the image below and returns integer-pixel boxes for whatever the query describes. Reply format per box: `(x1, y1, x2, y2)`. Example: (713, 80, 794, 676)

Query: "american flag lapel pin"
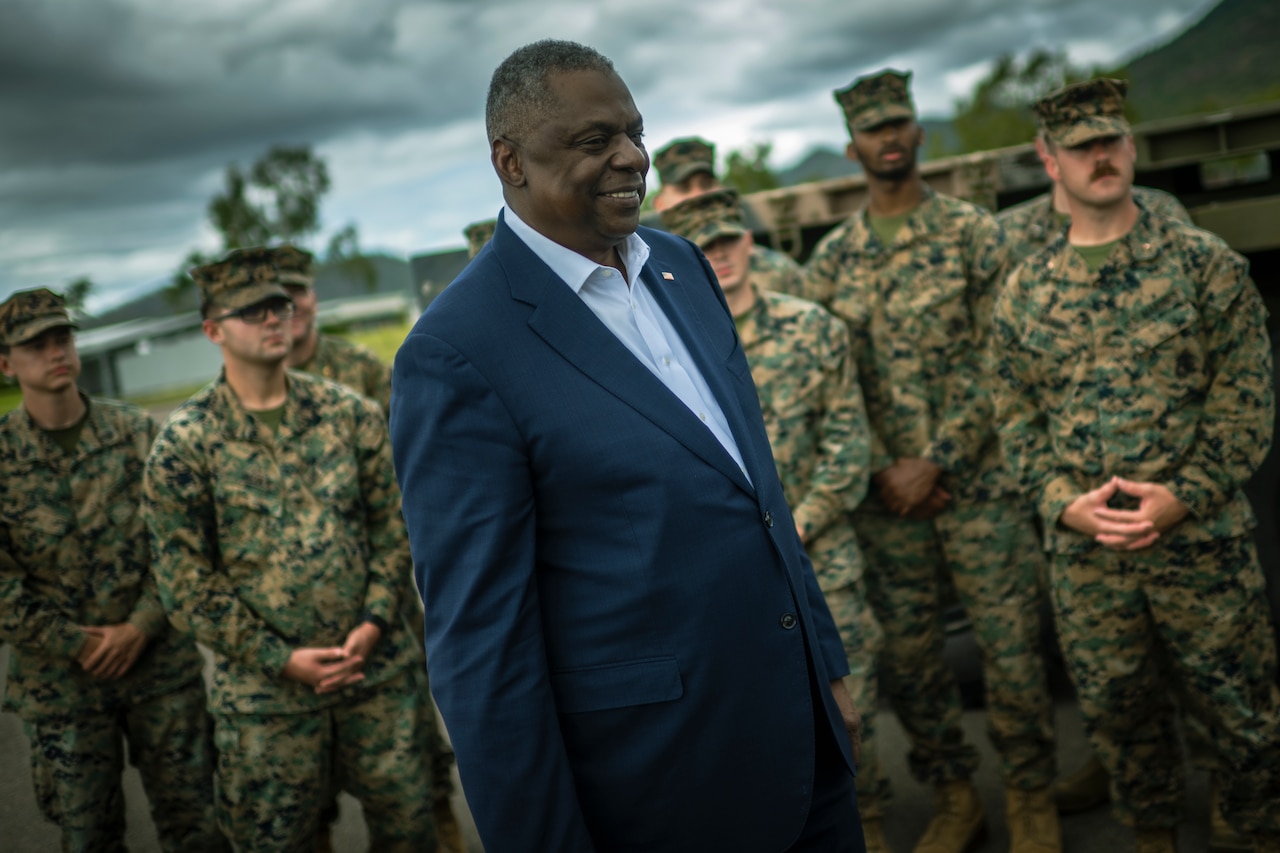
(661, 272, 675, 280)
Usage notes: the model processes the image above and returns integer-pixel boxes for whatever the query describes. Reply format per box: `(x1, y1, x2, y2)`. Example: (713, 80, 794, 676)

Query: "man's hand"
(874, 458, 943, 516)
(905, 485, 952, 521)
(1091, 477, 1189, 549)
(829, 679, 862, 767)
(1061, 476, 1182, 551)
(77, 623, 148, 680)
(282, 647, 365, 695)
(340, 622, 381, 666)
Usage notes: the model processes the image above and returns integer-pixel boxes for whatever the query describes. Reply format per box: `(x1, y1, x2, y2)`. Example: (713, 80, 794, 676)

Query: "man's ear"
(844, 140, 860, 165)
(0, 352, 13, 379)
(202, 318, 223, 346)
(1042, 147, 1063, 184)
(492, 138, 526, 189)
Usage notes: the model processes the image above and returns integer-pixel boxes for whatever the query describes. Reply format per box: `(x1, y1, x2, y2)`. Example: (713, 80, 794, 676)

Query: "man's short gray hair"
(486, 40, 616, 144)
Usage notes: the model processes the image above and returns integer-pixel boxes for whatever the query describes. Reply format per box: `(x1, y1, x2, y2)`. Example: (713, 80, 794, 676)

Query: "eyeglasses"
(214, 298, 296, 324)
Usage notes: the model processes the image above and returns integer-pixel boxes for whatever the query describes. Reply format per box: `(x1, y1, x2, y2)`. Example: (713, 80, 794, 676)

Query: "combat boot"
(1210, 777, 1251, 852)
(1053, 754, 1110, 814)
(1135, 827, 1179, 853)
(862, 818, 898, 853)
(1006, 787, 1062, 853)
(432, 793, 466, 853)
(912, 778, 986, 853)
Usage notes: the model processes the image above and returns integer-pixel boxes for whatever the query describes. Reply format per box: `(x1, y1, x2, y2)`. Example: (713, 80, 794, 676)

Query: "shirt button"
(699, 412, 707, 421)
(780, 613, 797, 630)
(663, 356, 671, 366)
(602, 269, 613, 277)
(763, 510, 774, 528)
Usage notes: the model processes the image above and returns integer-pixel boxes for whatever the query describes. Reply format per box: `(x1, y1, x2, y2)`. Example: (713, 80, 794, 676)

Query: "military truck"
(740, 99, 1280, 314)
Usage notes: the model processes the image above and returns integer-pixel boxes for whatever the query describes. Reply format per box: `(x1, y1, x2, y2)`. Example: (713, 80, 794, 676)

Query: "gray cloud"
(0, 0, 1214, 308)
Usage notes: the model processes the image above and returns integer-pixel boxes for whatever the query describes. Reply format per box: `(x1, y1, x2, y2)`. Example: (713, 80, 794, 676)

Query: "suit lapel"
(641, 250, 771, 496)
(496, 222, 754, 496)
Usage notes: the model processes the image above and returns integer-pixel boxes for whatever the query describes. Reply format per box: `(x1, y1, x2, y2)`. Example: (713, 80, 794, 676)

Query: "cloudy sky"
(0, 0, 1215, 312)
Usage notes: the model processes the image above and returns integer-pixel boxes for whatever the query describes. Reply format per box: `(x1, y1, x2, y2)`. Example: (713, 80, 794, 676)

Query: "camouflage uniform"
(0, 291, 223, 853)
(661, 187, 884, 813)
(999, 185, 1192, 264)
(750, 244, 807, 298)
(992, 78, 1280, 834)
(805, 185, 1056, 797)
(144, 258, 434, 852)
(293, 334, 391, 414)
(464, 219, 497, 259)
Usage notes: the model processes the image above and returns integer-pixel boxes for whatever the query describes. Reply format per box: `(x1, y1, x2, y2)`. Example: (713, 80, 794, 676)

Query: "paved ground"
(1, 640, 1225, 852)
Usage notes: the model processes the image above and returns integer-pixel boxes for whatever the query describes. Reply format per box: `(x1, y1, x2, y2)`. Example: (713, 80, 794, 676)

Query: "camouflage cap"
(272, 245, 315, 287)
(835, 69, 915, 132)
(659, 187, 748, 248)
(464, 219, 497, 259)
(0, 288, 78, 347)
(1033, 78, 1131, 148)
(189, 247, 292, 313)
(654, 136, 717, 187)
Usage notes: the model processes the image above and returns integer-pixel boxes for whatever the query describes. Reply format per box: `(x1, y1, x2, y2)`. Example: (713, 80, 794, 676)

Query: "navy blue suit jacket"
(390, 215, 853, 852)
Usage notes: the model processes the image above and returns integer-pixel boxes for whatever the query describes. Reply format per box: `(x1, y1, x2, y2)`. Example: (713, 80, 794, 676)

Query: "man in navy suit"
(390, 39, 866, 852)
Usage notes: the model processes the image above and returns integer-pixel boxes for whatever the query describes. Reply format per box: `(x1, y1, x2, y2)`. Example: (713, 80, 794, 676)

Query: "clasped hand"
(1061, 476, 1189, 550)
(281, 622, 382, 695)
(77, 623, 148, 680)
(874, 458, 951, 519)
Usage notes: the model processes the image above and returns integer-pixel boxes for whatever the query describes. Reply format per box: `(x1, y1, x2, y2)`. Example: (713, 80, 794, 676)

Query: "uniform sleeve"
(805, 228, 894, 474)
(924, 214, 1006, 476)
(363, 353, 393, 418)
(991, 267, 1084, 528)
(1170, 252, 1275, 518)
(0, 531, 86, 660)
(144, 428, 293, 677)
(352, 398, 407, 628)
(791, 313, 870, 541)
(125, 415, 169, 639)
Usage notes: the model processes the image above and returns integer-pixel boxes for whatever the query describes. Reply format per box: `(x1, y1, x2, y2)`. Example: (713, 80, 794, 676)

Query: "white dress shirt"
(504, 207, 749, 481)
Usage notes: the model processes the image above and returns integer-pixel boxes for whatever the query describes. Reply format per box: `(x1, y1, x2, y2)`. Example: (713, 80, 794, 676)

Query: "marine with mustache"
(804, 69, 1059, 853)
(992, 78, 1280, 853)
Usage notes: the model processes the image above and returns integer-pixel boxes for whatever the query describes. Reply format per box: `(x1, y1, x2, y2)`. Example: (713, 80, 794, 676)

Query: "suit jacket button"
(780, 613, 797, 630)
(763, 510, 774, 528)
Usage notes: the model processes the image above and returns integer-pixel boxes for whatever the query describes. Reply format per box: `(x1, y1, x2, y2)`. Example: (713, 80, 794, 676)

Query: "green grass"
(0, 383, 22, 416)
(347, 323, 411, 365)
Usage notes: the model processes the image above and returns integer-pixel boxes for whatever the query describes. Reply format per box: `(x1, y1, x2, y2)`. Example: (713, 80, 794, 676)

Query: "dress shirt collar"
(503, 206, 651, 293)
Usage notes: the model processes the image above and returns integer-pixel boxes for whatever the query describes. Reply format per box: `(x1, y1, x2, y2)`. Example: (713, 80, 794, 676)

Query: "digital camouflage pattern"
(653, 136, 715, 187)
(834, 69, 914, 132)
(143, 371, 422, 716)
(1049, 538, 1280, 833)
(270, 244, 315, 286)
(1033, 78, 1130, 148)
(0, 395, 221, 850)
(0, 287, 77, 346)
(994, 206, 1280, 832)
(292, 334, 392, 415)
(855, 500, 1054, 791)
(658, 187, 747, 247)
(999, 186, 1192, 267)
(0, 396, 205, 717)
(804, 185, 1015, 501)
(734, 285, 887, 812)
(750, 245, 806, 297)
(23, 681, 224, 852)
(464, 219, 497, 259)
(212, 669, 435, 851)
(189, 251, 290, 312)
(805, 186, 1056, 795)
(992, 208, 1272, 552)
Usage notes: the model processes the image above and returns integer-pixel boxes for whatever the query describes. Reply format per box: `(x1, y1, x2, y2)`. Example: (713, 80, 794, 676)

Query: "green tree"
(722, 143, 781, 194)
(62, 277, 94, 316)
(325, 224, 378, 293)
(951, 49, 1093, 153)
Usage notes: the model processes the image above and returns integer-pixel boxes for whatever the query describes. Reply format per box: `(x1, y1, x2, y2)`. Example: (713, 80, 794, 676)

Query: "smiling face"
(847, 117, 923, 182)
(494, 69, 648, 263)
